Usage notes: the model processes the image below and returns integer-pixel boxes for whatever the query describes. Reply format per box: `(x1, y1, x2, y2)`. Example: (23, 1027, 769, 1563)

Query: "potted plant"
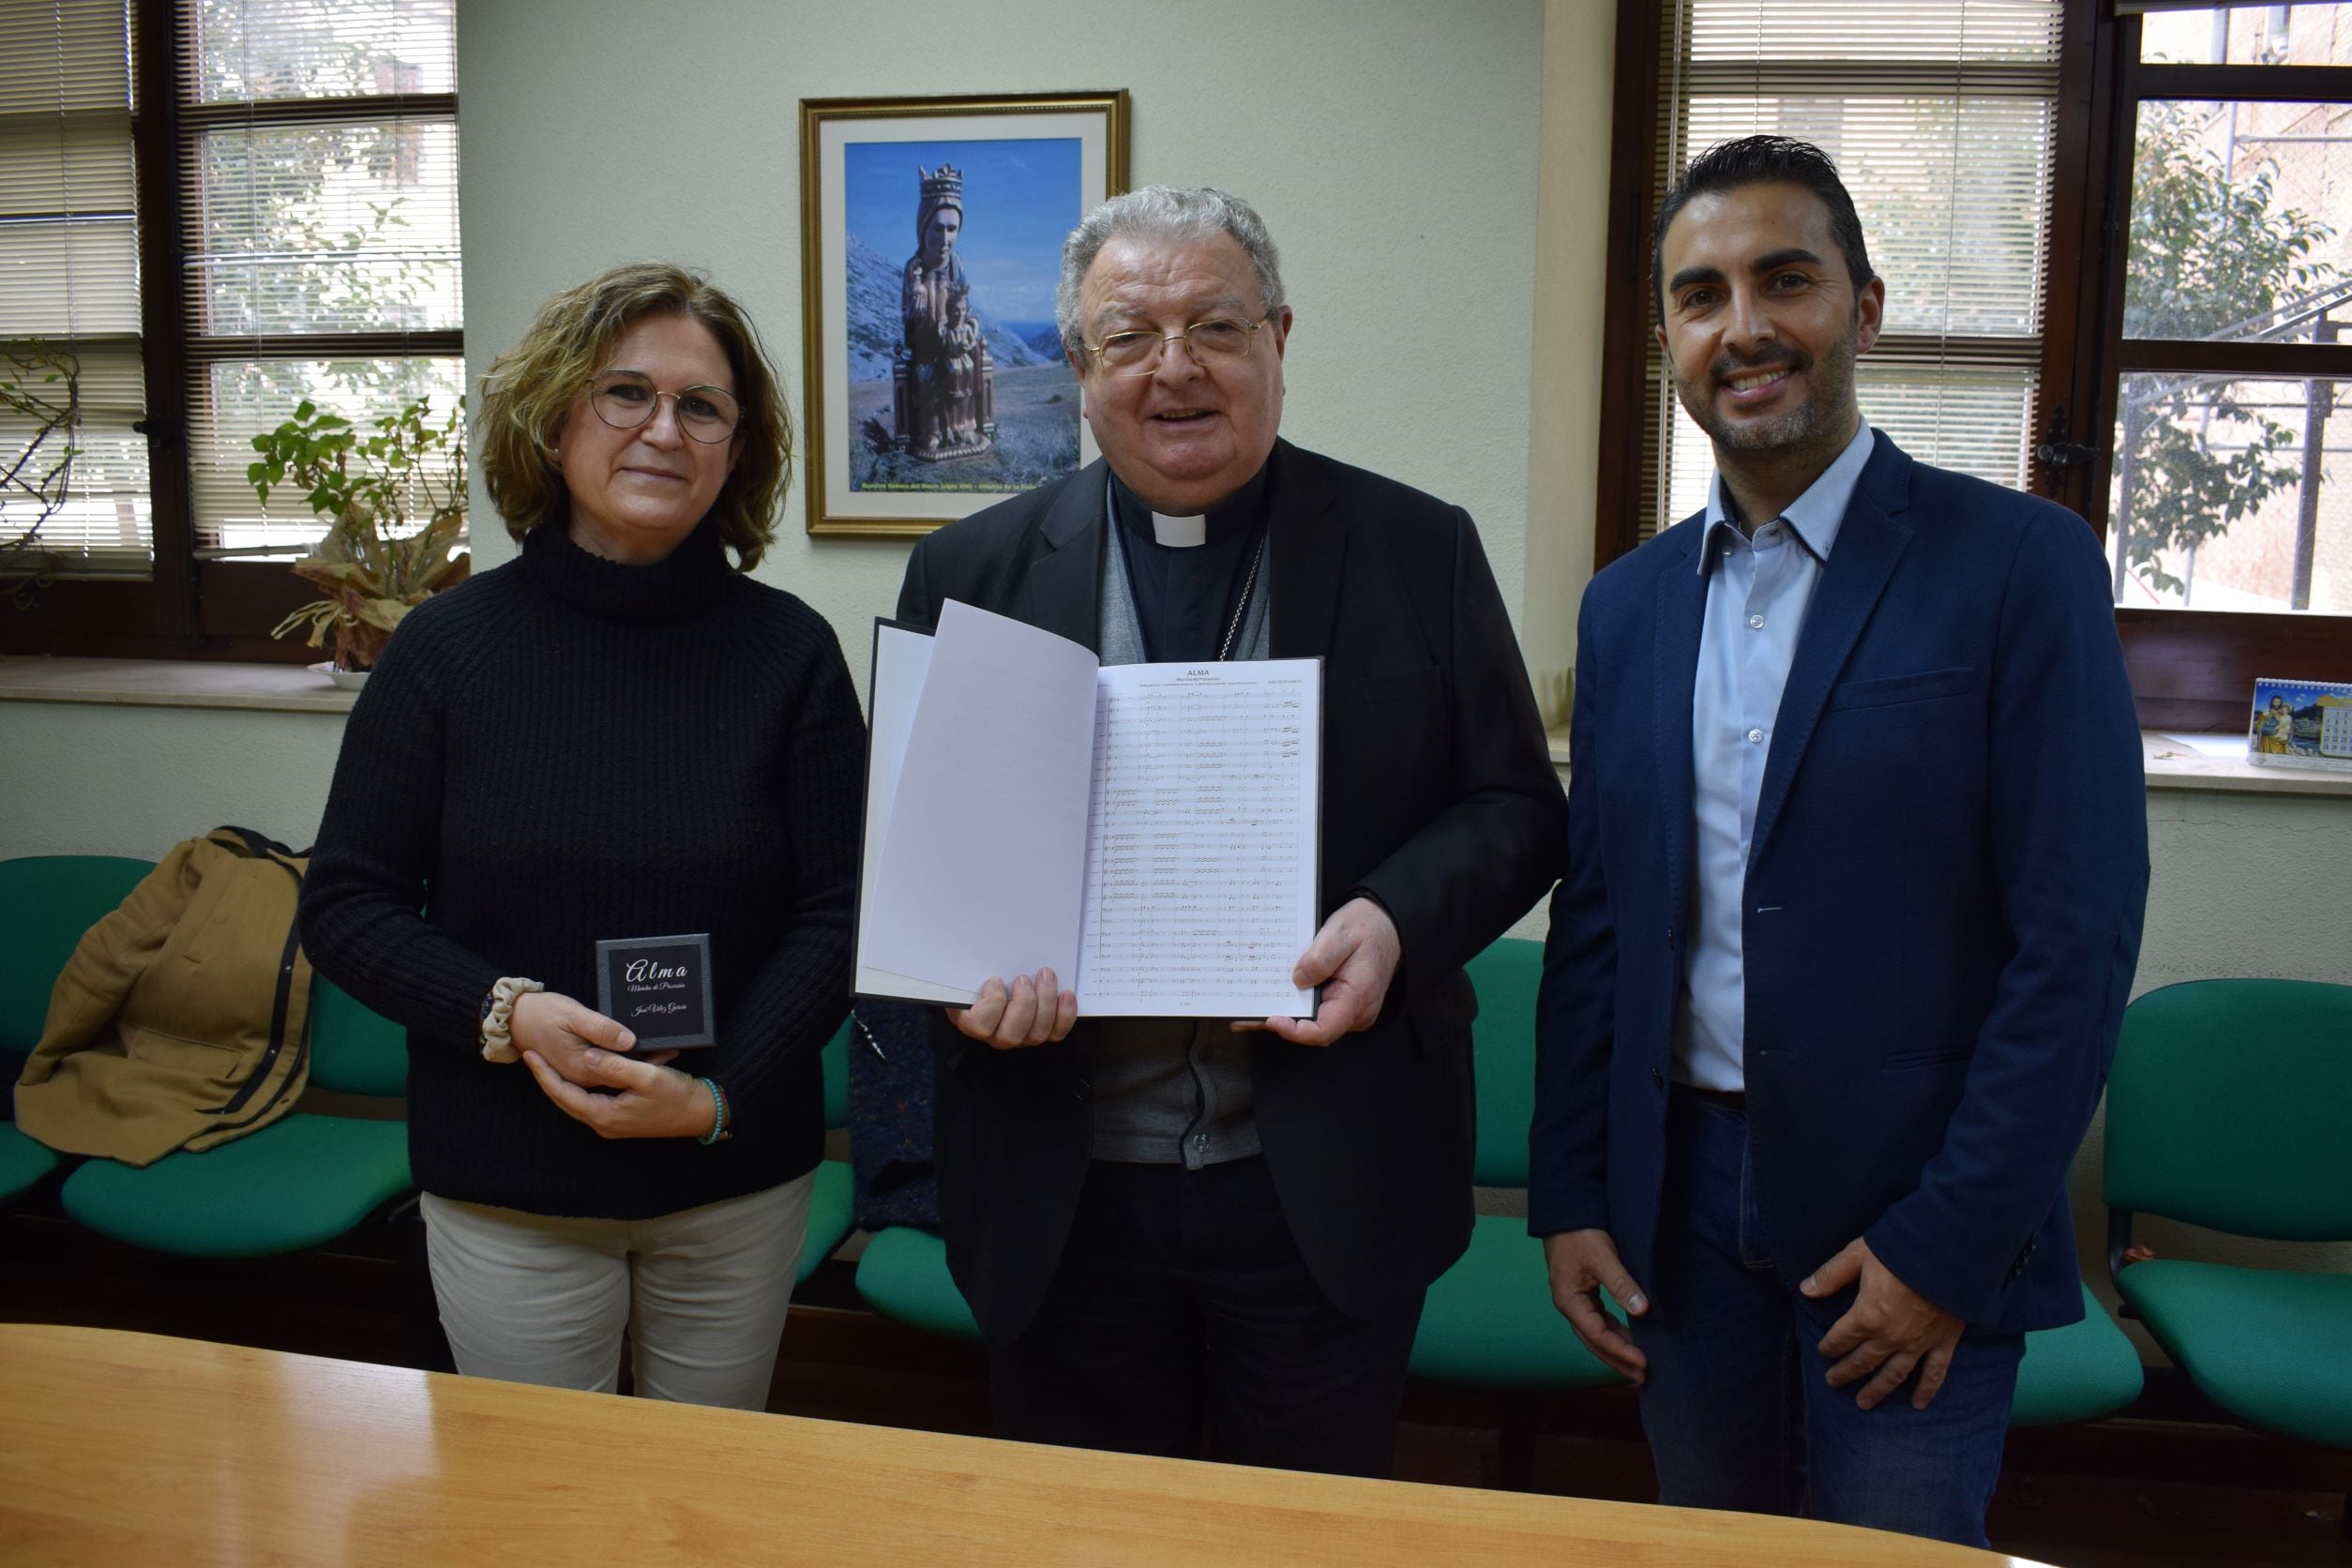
(249, 393, 468, 679)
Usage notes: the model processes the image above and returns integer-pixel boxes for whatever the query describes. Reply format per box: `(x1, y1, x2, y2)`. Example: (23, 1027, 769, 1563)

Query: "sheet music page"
(1076, 658, 1321, 1018)
(854, 622, 977, 1004)
(863, 601, 1101, 995)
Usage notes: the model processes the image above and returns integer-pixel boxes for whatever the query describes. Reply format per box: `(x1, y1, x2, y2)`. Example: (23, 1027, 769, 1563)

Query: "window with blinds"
(1638, 0, 2064, 538)
(179, 0, 461, 559)
(0, 0, 151, 579)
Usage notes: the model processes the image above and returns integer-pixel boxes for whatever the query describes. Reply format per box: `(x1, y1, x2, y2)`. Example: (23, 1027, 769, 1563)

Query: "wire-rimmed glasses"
(588, 371, 743, 444)
(1082, 316, 1272, 378)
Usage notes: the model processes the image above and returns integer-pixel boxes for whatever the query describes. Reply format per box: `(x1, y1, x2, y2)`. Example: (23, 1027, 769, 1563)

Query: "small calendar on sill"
(2246, 678, 2352, 774)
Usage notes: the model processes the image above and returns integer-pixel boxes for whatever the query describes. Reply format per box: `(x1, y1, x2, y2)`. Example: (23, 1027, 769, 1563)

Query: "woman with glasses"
(300, 261, 862, 1409)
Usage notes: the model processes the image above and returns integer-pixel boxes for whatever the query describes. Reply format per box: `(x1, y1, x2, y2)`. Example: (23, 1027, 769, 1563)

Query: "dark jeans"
(1634, 1088, 2024, 1548)
(989, 1155, 1424, 1478)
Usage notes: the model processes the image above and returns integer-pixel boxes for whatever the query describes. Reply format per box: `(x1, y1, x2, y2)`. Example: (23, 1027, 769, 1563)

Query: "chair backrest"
(2104, 979, 2352, 1242)
(822, 1016, 852, 1132)
(306, 975, 409, 1097)
(1464, 937, 1545, 1187)
(0, 855, 158, 1058)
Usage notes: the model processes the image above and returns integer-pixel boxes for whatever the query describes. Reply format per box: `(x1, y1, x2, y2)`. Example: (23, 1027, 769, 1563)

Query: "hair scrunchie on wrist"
(478, 976, 545, 1063)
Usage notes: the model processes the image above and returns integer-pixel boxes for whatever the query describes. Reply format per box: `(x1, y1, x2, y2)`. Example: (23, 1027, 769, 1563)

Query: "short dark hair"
(1651, 136, 1874, 320)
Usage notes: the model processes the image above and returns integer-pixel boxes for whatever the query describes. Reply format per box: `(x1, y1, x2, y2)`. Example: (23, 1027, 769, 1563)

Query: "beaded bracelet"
(697, 1077, 733, 1145)
(477, 976, 545, 1063)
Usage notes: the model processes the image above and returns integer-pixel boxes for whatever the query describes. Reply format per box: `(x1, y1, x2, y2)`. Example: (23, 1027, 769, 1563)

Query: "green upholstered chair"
(846, 1011, 981, 1337)
(2009, 1279, 2144, 1427)
(60, 974, 412, 1258)
(1, 855, 158, 1201)
(0, 1123, 57, 1203)
(797, 1018, 858, 1285)
(855, 1223, 981, 1341)
(1408, 937, 1623, 1395)
(2105, 979, 2352, 1454)
(0, 854, 158, 1086)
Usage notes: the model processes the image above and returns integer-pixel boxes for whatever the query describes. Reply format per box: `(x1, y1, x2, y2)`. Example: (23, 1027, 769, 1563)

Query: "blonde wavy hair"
(477, 262, 792, 568)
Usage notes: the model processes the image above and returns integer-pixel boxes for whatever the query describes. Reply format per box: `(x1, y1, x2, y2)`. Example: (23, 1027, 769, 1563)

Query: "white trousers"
(419, 1171, 814, 1410)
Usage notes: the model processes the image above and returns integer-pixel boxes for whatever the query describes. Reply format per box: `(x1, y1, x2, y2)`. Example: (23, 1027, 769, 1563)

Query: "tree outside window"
(2110, 98, 2341, 611)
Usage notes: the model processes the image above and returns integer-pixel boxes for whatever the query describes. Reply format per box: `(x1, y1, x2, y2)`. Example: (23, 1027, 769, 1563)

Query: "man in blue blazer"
(1530, 136, 2149, 1546)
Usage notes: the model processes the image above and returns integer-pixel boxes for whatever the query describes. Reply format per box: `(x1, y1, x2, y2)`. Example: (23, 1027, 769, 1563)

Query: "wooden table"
(0, 1324, 2050, 1566)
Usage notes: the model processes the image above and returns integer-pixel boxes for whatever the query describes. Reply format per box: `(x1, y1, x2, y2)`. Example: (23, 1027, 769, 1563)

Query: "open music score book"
(857, 599, 1321, 1019)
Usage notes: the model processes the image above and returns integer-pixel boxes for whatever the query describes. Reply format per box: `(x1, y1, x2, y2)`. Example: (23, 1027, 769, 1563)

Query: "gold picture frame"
(799, 91, 1130, 537)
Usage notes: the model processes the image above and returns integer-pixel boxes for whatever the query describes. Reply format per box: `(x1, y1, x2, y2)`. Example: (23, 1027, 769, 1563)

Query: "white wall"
(457, 0, 1551, 673)
(0, 703, 344, 860)
(6, 0, 1577, 856)
(1523, 0, 1615, 723)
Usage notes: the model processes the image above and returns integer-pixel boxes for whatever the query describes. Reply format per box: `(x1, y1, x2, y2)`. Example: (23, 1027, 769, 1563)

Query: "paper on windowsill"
(2158, 731, 2251, 759)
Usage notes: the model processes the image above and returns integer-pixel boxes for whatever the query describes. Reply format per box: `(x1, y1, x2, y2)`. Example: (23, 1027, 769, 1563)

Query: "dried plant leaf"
(255, 392, 468, 669)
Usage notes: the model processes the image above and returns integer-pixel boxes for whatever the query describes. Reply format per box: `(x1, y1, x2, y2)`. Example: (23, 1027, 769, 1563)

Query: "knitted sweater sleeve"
(298, 603, 505, 1048)
(696, 616, 865, 1129)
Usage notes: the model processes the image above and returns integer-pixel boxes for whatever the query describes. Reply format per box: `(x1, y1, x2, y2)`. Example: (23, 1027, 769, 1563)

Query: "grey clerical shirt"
(1085, 467, 1272, 1168)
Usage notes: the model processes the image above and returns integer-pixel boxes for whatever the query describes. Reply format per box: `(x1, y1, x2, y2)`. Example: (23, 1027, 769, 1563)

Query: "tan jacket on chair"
(14, 828, 313, 1166)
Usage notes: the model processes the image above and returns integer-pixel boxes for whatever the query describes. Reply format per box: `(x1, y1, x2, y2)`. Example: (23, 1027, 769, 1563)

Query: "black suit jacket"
(894, 440, 1566, 1344)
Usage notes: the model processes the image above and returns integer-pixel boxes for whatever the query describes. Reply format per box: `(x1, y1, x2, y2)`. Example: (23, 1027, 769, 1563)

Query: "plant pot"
(308, 660, 369, 690)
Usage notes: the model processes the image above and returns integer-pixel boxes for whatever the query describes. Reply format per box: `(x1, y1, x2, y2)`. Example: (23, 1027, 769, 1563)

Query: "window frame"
(1594, 0, 2352, 731)
(2049, 12, 2352, 731)
(0, 0, 461, 663)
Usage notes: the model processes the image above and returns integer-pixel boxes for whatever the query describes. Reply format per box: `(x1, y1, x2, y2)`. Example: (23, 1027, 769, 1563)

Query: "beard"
(1671, 314, 1861, 456)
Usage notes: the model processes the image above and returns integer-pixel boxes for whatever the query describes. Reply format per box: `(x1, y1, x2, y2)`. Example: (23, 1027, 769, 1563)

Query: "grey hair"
(1053, 185, 1287, 354)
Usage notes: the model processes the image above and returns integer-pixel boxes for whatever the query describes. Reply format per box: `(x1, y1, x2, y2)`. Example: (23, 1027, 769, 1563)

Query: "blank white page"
(863, 600, 1101, 995)
(855, 621, 975, 1005)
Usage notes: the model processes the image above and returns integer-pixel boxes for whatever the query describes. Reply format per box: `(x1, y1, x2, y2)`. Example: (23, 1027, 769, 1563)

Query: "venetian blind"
(0, 0, 151, 579)
(1641, 0, 2064, 538)
(176, 0, 462, 556)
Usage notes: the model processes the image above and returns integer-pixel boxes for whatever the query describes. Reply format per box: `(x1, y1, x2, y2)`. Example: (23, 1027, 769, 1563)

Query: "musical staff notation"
(1078, 663, 1320, 1017)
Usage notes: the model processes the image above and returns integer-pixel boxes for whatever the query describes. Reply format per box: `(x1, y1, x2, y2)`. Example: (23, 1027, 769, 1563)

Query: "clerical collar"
(1108, 460, 1272, 550)
(1153, 511, 1207, 548)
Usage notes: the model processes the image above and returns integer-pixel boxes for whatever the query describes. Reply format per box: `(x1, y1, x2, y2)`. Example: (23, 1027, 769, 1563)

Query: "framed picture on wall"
(798, 91, 1129, 536)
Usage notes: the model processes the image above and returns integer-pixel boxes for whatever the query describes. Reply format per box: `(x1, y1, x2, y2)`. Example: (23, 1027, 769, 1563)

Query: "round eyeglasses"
(588, 371, 743, 444)
(1083, 316, 1271, 378)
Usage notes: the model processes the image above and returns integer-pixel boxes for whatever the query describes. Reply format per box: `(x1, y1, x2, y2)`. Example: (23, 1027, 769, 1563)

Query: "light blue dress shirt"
(1673, 420, 1877, 1093)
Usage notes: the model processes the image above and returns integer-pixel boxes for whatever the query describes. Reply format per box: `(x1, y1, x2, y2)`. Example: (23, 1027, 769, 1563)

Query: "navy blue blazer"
(1530, 433, 2148, 1333)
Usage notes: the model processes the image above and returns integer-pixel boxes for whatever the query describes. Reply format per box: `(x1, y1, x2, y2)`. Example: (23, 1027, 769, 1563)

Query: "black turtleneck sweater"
(299, 518, 864, 1220)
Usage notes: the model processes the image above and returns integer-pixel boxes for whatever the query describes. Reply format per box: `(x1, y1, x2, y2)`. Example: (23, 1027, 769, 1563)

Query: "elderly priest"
(892, 184, 1563, 1477)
